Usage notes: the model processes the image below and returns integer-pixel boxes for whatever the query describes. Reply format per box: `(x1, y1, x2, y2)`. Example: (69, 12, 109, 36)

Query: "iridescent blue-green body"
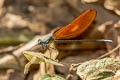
(38, 36, 112, 49)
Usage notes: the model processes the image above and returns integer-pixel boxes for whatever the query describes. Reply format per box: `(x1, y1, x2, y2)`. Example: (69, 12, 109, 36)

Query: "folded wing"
(52, 9, 96, 40)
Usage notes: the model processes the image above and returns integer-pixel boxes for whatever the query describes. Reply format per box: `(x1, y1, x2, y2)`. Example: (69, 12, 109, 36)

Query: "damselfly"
(38, 9, 112, 49)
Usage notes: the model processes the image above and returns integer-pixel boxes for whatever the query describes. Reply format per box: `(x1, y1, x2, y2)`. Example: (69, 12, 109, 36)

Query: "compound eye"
(38, 39, 42, 45)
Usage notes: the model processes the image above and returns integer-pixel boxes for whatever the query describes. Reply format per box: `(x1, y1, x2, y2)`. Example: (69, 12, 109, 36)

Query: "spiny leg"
(48, 47, 52, 58)
(49, 46, 59, 58)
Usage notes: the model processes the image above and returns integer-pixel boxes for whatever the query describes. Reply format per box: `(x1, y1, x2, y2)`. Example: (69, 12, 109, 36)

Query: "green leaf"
(23, 51, 64, 66)
(77, 58, 120, 80)
(23, 51, 64, 74)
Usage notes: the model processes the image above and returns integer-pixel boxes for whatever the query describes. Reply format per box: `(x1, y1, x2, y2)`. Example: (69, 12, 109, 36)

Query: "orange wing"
(52, 9, 96, 40)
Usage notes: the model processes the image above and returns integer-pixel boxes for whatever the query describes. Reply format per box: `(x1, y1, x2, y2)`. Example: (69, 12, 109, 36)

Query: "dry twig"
(98, 44, 120, 59)
(0, 33, 52, 69)
(66, 63, 81, 80)
(0, 44, 23, 54)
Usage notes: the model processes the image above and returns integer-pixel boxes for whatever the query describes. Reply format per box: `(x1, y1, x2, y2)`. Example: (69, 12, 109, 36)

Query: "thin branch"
(0, 44, 23, 54)
(66, 63, 81, 80)
(0, 33, 52, 69)
(98, 44, 120, 59)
